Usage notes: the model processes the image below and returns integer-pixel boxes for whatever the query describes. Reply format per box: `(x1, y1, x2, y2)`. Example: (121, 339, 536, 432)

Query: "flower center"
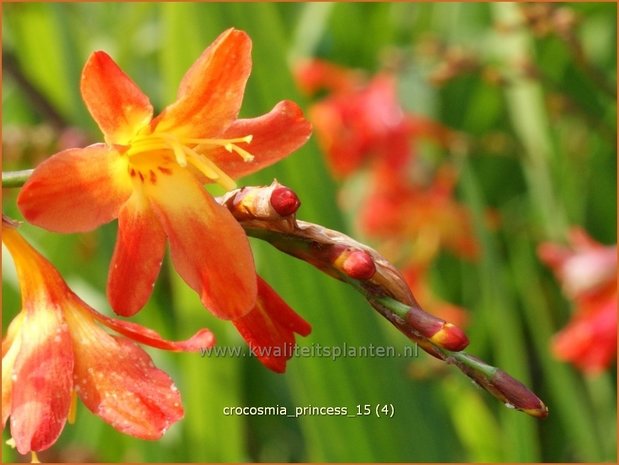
(124, 132, 254, 190)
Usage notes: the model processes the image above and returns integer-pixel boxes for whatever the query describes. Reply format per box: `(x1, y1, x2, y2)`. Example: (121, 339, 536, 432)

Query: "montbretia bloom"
(360, 165, 479, 261)
(295, 59, 452, 179)
(2, 224, 213, 455)
(539, 228, 617, 374)
(17, 28, 312, 319)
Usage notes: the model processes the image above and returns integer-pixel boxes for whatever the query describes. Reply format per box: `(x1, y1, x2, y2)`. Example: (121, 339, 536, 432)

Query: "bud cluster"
(222, 182, 548, 418)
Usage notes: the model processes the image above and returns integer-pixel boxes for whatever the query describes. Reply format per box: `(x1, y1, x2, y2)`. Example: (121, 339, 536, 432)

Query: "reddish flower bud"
(270, 186, 301, 217)
(406, 307, 469, 351)
(489, 370, 549, 418)
(334, 248, 376, 280)
(429, 322, 469, 351)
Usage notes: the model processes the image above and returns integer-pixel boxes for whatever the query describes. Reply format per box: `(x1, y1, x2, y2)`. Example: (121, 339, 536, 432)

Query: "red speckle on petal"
(149, 170, 157, 184)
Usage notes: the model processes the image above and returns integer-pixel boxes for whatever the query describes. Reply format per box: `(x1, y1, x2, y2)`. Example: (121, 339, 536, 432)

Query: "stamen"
(172, 146, 188, 167)
(185, 147, 237, 190)
(185, 135, 253, 145)
(126, 134, 170, 156)
(125, 132, 251, 189)
(192, 134, 255, 162)
(68, 389, 78, 424)
(231, 145, 255, 162)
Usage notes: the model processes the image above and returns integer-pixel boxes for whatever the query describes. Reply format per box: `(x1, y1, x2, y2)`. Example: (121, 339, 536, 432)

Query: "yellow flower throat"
(124, 132, 254, 190)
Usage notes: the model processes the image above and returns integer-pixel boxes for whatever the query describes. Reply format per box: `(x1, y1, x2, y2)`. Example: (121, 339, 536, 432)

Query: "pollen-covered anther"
(334, 248, 376, 280)
(270, 187, 301, 217)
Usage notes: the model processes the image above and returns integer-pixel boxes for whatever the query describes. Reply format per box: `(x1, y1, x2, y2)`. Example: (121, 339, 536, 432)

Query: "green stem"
(2, 169, 33, 188)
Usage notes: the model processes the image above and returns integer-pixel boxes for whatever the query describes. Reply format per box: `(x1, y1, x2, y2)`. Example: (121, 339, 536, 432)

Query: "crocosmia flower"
(304, 69, 411, 178)
(539, 228, 617, 373)
(295, 59, 452, 179)
(2, 223, 213, 455)
(359, 165, 479, 261)
(17, 28, 312, 319)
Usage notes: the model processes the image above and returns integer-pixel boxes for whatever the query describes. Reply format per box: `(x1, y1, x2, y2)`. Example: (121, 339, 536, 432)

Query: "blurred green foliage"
(2, 2, 616, 462)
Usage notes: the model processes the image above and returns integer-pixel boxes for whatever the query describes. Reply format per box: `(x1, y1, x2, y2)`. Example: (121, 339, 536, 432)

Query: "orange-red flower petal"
(233, 276, 311, 373)
(81, 51, 154, 145)
(67, 314, 183, 440)
(2, 313, 24, 428)
(90, 310, 215, 352)
(145, 165, 257, 319)
(152, 28, 252, 139)
(294, 58, 361, 95)
(552, 289, 617, 374)
(8, 308, 74, 455)
(17, 144, 132, 233)
(209, 100, 312, 179)
(107, 193, 167, 316)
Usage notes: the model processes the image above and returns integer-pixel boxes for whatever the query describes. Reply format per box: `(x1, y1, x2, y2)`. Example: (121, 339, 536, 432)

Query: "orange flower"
(360, 165, 479, 262)
(309, 73, 412, 178)
(539, 228, 617, 373)
(17, 28, 312, 319)
(296, 59, 453, 179)
(233, 277, 311, 373)
(2, 224, 213, 455)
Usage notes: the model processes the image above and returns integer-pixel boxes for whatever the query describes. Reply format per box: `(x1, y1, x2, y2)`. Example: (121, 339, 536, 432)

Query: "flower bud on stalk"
(219, 180, 300, 221)
(219, 181, 548, 418)
(457, 355, 549, 418)
(406, 309, 469, 352)
(489, 370, 549, 418)
(333, 247, 376, 280)
(270, 186, 301, 217)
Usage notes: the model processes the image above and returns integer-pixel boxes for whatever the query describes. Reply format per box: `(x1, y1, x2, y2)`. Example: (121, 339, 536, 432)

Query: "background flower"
(2, 225, 212, 455)
(539, 229, 617, 373)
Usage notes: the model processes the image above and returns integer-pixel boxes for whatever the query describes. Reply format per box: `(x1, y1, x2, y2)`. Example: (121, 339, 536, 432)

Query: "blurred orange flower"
(18, 28, 311, 320)
(539, 228, 617, 373)
(360, 165, 479, 262)
(2, 225, 212, 455)
(296, 59, 451, 179)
